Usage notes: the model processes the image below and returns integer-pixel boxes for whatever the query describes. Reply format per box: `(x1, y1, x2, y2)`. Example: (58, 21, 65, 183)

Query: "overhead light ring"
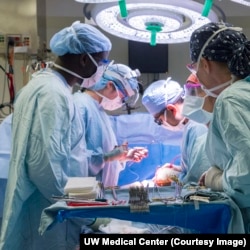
(76, 0, 118, 3)
(230, 0, 250, 6)
(85, 0, 220, 44)
(121, 9, 185, 32)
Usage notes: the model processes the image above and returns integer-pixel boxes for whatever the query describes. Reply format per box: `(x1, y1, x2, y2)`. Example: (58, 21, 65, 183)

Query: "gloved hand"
(199, 166, 223, 191)
(125, 147, 148, 162)
(104, 143, 148, 162)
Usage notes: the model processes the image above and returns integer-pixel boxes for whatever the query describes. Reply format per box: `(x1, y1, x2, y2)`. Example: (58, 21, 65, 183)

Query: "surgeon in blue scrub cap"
(142, 77, 188, 132)
(0, 21, 111, 250)
(142, 77, 208, 185)
(50, 20, 112, 88)
(74, 63, 148, 187)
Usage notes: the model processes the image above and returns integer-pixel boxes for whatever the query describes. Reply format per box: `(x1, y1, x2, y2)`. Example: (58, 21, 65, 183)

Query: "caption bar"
(80, 234, 247, 249)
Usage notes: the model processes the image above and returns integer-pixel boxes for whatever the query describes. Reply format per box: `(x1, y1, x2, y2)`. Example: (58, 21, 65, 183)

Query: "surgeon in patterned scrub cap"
(188, 22, 250, 233)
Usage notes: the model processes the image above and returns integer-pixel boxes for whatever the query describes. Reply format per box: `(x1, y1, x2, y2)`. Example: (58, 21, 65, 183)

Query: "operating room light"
(74, 0, 250, 5)
(230, 0, 250, 6)
(84, 0, 220, 44)
(75, 0, 117, 2)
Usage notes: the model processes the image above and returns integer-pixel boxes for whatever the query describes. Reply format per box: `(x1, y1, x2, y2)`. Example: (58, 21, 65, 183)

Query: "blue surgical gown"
(180, 120, 209, 183)
(73, 91, 124, 187)
(206, 78, 250, 209)
(0, 113, 12, 232)
(0, 69, 88, 250)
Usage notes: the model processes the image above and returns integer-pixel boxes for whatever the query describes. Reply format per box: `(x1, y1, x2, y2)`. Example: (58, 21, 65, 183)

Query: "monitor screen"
(128, 41, 168, 74)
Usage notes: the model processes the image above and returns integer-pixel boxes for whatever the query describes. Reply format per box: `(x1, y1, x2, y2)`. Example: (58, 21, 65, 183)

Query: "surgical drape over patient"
(50, 21, 112, 56)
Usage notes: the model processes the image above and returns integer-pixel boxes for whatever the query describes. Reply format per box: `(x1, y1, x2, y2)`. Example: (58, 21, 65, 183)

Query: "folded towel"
(64, 177, 99, 199)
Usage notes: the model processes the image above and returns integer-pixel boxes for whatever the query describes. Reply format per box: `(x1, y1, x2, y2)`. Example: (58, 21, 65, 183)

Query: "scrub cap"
(90, 63, 140, 99)
(190, 22, 250, 78)
(142, 77, 184, 115)
(50, 21, 112, 56)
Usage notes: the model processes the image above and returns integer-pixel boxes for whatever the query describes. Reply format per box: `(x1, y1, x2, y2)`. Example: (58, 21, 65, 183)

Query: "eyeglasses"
(186, 62, 198, 75)
(154, 109, 166, 126)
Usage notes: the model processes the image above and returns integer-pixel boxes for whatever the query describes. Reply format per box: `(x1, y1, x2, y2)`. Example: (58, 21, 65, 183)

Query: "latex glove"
(125, 147, 148, 162)
(104, 144, 148, 162)
(199, 166, 223, 191)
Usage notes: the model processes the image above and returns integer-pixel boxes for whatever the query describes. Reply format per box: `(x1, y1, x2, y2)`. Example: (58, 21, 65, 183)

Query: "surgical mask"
(81, 65, 106, 88)
(53, 63, 100, 88)
(182, 95, 213, 124)
(104, 68, 140, 107)
(201, 76, 235, 97)
(81, 53, 111, 88)
(53, 54, 110, 88)
(96, 89, 123, 111)
(161, 110, 186, 131)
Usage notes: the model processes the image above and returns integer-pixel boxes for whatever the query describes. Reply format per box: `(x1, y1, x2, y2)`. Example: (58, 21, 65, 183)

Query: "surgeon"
(0, 21, 112, 250)
(181, 74, 216, 183)
(188, 21, 250, 233)
(73, 63, 148, 187)
(142, 77, 208, 184)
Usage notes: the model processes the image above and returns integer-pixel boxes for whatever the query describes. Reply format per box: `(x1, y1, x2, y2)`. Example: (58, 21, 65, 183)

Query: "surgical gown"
(73, 91, 124, 187)
(206, 78, 250, 210)
(180, 120, 209, 183)
(0, 113, 12, 232)
(0, 69, 88, 250)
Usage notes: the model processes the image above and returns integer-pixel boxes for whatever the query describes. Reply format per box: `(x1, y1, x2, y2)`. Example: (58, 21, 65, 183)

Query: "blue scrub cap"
(50, 21, 112, 56)
(190, 22, 250, 78)
(142, 77, 184, 115)
(90, 63, 140, 99)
